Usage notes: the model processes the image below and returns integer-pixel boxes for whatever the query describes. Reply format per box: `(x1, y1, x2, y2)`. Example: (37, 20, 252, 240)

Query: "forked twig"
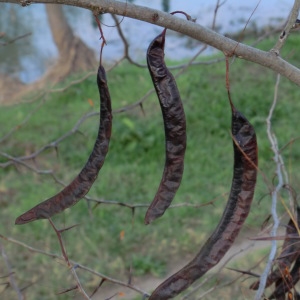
(271, 0, 300, 54)
(48, 219, 91, 299)
(0, 243, 24, 300)
(0, 234, 149, 296)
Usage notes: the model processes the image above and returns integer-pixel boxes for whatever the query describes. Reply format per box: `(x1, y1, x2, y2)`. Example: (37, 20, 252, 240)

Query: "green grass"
(1, 34, 300, 299)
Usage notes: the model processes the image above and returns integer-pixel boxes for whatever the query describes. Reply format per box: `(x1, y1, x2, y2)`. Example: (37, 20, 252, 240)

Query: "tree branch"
(0, 234, 149, 297)
(0, 243, 24, 300)
(255, 74, 283, 300)
(1, 0, 300, 85)
(271, 0, 300, 54)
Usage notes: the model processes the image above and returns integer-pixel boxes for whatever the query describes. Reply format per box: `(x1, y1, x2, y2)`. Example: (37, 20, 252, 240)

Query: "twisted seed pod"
(145, 30, 186, 224)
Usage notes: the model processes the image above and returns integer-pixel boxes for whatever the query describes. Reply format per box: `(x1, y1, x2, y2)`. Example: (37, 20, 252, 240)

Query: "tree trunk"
(0, 4, 97, 104)
(44, 4, 96, 83)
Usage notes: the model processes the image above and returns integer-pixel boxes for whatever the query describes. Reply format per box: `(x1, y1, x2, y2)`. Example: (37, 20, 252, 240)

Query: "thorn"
(58, 223, 81, 233)
(56, 285, 78, 295)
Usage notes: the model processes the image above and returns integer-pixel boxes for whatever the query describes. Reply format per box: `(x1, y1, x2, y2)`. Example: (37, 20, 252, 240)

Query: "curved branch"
(1, 0, 300, 85)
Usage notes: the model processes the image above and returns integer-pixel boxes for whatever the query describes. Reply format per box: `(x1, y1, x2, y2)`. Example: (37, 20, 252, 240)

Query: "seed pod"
(250, 207, 300, 291)
(145, 29, 186, 224)
(148, 102, 258, 299)
(268, 256, 300, 299)
(15, 65, 112, 224)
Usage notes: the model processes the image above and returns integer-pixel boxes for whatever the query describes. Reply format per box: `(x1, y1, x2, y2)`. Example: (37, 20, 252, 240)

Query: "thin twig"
(181, 243, 255, 299)
(211, 0, 226, 31)
(255, 74, 282, 300)
(0, 234, 149, 297)
(0, 109, 97, 168)
(271, 0, 300, 54)
(0, 243, 24, 300)
(48, 219, 70, 266)
(110, 14, 146, 68)
(88, 194, 220, 210)
(70, 266, 91, 300)
(0, 32, 31, 46)
(0, 151, 53, 174)
(48, 219, 93, 299)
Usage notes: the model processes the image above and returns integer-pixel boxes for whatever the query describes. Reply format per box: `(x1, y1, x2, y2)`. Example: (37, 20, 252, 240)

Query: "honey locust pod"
(148, 99, 258, 299)
(144, 28, 187, 224)
(15, 64, 112, 225)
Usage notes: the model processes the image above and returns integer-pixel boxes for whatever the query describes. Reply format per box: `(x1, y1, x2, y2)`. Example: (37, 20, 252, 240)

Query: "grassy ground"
(1, 34, 300, 299)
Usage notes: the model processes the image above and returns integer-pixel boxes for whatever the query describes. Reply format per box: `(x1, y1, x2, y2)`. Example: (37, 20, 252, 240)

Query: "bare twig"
(271, 0, 300, 54)
(211, 0, 227, 31)
(48, 219, 92, 299)
(110, 14, 146, 68)
(255, 74, 282, 300)
(181, 243, 255, 299)
(0, 243, 24, 300)
(0, 32, 31, 46)
(88, 195, 219, 209)
(48, 219, 70, 266)
(0, 109, 97, 168)
(70, 265, 91, 300)
(0, 234, 149, 297)
(0, 59, 123, 144)
(0, 151, 53, 174)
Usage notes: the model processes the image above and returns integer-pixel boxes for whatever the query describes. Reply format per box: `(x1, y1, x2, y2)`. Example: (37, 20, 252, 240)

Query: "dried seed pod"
(269, 256, 300, 299)
(250, 207, 300, 291)
(145, 29, 186, 224)
(148, 102, 258, 299)
(15, 65, 112, 224)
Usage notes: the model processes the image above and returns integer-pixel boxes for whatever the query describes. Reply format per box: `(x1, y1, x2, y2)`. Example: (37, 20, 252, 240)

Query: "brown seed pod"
(250, 207, 300, 291)
(148, 101, 258, 299)
(144, 29, 187, 224)
(15, 65, 112, 224)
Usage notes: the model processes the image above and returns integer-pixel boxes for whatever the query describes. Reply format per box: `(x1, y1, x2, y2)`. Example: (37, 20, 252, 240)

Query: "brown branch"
(0, 32, 32, 46)
(87, 194, 220, 211)
(110, 14, 146, 68)
(48, 219, 71, 266)
(0, 243, 24, 300)
(0, 234, 149, 297)
(181, 242, 256, 299)
(0, 0, 299, 85)
(271, 0, 300, 54)
(70, 265, 91, 299)
(0, 59, 123, 145)
(211, 0, 226, 31)
(0, 109, 97, 168)
(0, 151, 53, 174)
(2, 8, 276, 161)
(0, 20, 278, 177)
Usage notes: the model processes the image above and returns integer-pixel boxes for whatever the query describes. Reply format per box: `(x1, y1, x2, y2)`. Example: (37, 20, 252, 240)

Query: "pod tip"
(15, 210, 37, 225)
(144, 213, 156, 225)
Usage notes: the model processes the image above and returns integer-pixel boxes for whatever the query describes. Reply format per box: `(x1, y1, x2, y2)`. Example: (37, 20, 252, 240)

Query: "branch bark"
(1, 0, 300, 85)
